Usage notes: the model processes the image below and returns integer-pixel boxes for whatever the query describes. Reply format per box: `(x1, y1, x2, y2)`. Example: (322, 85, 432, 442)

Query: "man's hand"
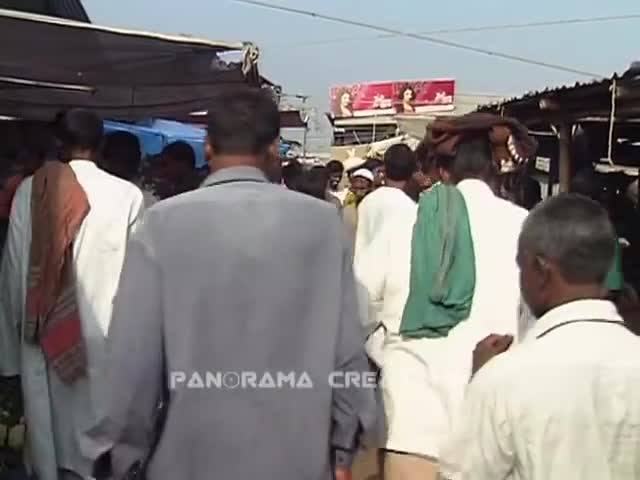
(472, 334, 513, 375)
(335, 467, 352, 480)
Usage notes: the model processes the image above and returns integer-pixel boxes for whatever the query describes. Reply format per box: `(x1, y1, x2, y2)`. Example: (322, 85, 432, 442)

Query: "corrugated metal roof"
(479, 77, 612, 111)
(478, 62, 640, 111)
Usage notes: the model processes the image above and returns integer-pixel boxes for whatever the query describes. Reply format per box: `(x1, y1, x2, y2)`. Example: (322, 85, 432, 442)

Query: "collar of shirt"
(69, 159, 98, 169)
(524, 299, 622, 343)
(456, 178, 494, 201)
(362, 185, 413, 207)
(377, 185, 411, 199)
(201, 166, 268, 188)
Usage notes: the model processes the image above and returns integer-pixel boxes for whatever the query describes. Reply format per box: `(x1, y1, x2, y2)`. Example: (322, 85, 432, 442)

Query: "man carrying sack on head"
(380, 113, 537, 480)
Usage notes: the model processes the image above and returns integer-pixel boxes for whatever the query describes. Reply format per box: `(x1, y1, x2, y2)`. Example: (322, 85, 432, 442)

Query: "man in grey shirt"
(92, 88, 378, 480)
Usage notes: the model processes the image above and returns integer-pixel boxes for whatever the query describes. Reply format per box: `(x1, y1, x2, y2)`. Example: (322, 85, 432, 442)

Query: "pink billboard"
(330, 79, 455, 118)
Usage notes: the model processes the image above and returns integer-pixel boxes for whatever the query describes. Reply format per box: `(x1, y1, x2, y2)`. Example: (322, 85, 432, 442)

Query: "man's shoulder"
(14, 175, 33, 195)
(92, 169, 143, 201)
(493, 196, 529, 226)
(473, 333, 640, 405)
(471, 345, 533, 393)
(280, 188, 343, 225)
(357, 188, 382, 211)
(360, 186, 402, 206)
(8, 176, 33, 216)
(150, 183, 339, 222)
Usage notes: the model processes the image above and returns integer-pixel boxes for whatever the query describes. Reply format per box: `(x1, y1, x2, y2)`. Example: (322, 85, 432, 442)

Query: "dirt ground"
(352, 447, 381, 480)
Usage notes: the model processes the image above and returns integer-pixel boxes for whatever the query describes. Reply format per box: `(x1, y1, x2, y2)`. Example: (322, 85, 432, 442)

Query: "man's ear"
(534, 255, 553, 287)
(205, 140, 214, 162)
(439, 167, 451, 184)
(264, 138, 282, 183)
(267, 138, 279, 161)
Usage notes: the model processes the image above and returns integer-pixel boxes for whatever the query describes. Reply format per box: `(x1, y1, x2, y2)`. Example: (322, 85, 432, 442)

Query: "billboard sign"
(330, 79, 455, 118)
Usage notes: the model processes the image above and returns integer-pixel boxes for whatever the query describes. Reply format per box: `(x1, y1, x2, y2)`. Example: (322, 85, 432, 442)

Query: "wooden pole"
(558, 123, 572, 193)
(301, 96, 308, 157)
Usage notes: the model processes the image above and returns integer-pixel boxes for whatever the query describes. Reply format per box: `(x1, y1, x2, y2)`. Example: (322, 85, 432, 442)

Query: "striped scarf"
(25, 161, 90, 384)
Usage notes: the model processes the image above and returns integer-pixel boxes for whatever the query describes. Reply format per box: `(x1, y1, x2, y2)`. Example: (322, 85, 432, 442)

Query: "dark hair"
(414, 139, 436, 174)
(570, 168, 603, 200)
(17, 123, 55, 171)
(519, 193, 616, 284)
(55, 109, 104, 152)
(295, 166, 329, 200)
(207, 88, 280, 155)
(398, 85, 417, 113)
(398, 85, 416, 100)
(363, 158, 384, 172)
(438, 135, 494, 182)
(102, 131, 142, 180)
(333, 88, 353, 115)
(520, 175, 542, 210)
(384, 144, 417, 181)
(282, 159, 303, 189)
(326, 160, 344, 175)
(162, 141, 196, 170)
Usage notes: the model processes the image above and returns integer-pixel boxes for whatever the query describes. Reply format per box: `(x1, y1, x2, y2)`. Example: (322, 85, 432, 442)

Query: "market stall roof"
(0, 8, 263, 121)
(477, 67, 640, 186)
(0, 0, 89, 21)
(478, 73, 640, 129)
(170, 108, 294, 129)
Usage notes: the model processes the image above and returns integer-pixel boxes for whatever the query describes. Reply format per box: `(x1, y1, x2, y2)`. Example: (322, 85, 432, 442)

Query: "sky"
(82, 0, 639, 150)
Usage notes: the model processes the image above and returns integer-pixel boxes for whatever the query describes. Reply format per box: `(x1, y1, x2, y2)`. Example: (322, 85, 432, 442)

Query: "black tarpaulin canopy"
(0, 8, 263, 121)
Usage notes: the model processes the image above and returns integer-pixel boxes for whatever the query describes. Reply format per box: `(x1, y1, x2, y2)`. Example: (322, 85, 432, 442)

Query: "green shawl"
(605, 241, 623, 291)
(400, 183, 476, 338)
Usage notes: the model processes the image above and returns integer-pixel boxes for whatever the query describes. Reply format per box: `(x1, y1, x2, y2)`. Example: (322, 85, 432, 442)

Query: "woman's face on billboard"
(340, 92, 351, 107)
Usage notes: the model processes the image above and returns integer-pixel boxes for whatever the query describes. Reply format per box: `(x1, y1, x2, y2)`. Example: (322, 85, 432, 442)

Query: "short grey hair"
(518, 193, 616, 283)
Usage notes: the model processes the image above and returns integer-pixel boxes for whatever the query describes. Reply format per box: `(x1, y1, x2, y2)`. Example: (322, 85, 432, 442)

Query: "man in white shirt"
(384, 125, 533, 480)
(353, 143, 418, 480)
(0, 110, 144, 480)
(354, 144, 418, 365)
(440, 193, 640, 480)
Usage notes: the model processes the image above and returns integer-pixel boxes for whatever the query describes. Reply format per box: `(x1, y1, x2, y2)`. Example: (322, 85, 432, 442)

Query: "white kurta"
(353, 186, 417, 365)
(440, 300, 640, 480)
(381, 179, 529, 458)
(353, 186, 417, 453)
(0, 160, 143, 480)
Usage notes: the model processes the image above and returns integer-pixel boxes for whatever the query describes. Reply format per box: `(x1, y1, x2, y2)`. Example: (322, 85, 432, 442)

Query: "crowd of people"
(0, 88, 639, 480)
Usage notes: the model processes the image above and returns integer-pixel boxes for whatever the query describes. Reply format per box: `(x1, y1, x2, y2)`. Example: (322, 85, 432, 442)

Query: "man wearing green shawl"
(382, 117, 534, 480)
(400, 183, 476, 338)
(605, 240, 624, 292)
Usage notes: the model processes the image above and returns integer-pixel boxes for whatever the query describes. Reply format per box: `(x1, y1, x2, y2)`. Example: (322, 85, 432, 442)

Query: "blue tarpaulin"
(105, 119, 295, 167)
(104, 119, 207, 167)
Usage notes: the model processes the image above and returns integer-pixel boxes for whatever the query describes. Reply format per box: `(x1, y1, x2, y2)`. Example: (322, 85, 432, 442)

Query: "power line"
(277, 14, 640, 49)
(232, 0, 603, 78)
